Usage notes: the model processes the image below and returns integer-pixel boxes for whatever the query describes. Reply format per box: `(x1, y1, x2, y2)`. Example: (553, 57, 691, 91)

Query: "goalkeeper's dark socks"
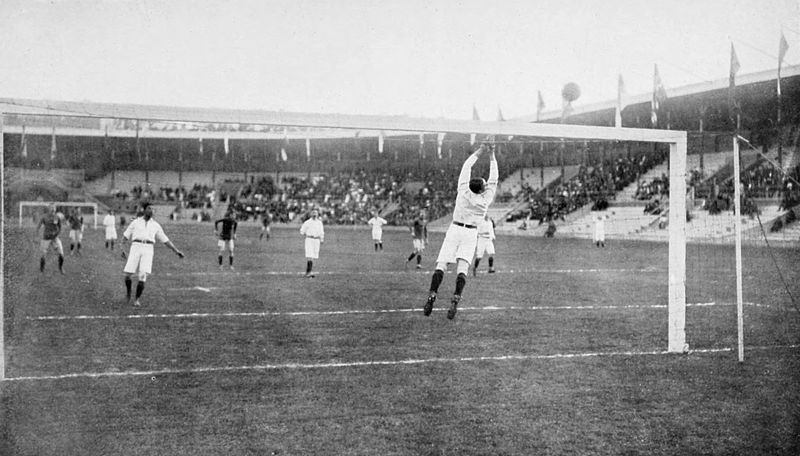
(40, 257, 46, 272)
(488, 257, 494, 268)
(429, 269, 444, 293)
(473, 258, 481, 270)
(416, 254, 422, 265)
(218, 255, 223, 266)
(105, 241, 109, 249)
(379, 242, 383, 250)
(125, 276, 132, 299)
(58, 255, 64, 272)
(407, 253, 416, 262)
(375, 243, 379, 251)
(454, 273, 467, 296)
(135, 281, 145, 299)
(306, 260, 313, 275)
(229, 256, 234, 266)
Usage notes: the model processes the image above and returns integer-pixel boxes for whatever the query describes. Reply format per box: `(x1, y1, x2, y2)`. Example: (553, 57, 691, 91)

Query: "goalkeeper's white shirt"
(451, 152, 499, 227)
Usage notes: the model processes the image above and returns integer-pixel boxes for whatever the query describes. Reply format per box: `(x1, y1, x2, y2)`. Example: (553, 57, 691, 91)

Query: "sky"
(1, 0, 798, 121)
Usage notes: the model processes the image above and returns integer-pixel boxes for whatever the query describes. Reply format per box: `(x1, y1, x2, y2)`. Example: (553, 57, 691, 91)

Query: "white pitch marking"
(160, 267, 664, 278)
(4, 344, 798, 383)
(24, 302, 777, 322)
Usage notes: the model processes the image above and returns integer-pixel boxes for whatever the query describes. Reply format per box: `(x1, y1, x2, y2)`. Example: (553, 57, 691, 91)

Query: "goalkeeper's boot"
(423, 292, 436, 316)
(447, 295, 461, 320)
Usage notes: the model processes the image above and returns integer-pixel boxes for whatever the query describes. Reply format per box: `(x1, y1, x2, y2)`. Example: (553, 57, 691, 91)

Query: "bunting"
(224, 136, 230, 155)
(280, 128, 288, 162)
(536, 91, 545, 122)
(50, 126, 57, 161)
(306, 135, 311, 162)
(437, 133, 446, 159)
(419, 133, 425, 159)
(615, 74, 626, 128)
(21, 125, 27, 158)
(651, 64, 667, 127)
(729, 43, 741, 119)
(470, 105, 480, 145)
(778, 32, 789, 96)
(378, 131, 385, 154)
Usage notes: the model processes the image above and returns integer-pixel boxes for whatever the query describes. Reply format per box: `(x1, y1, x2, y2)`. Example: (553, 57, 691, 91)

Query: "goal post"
(19, 201, 98, 229)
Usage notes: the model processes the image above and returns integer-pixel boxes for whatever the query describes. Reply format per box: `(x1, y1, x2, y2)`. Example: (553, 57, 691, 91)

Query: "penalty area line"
(4, 345, 798, 383)
(161, 267, 664, 278)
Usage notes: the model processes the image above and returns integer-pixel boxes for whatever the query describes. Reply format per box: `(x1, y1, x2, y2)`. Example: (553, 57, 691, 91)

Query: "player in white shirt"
(424, 143, 498, 319)
(120, 203, 185, 306)
(102, 210, 118, 250)
(299, 209, 324, 278)
(367, 211, 388, 251)
(594, 214, 607, 247)
(473, 216, 496, 275)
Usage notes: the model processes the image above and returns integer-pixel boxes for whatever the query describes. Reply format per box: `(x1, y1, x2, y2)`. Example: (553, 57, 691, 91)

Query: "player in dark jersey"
(214, 210, 238, 270)
(259, 210, 272, 241)
(405, 214, 428, 269)
(67, 209, 84, 256)
(36, 204, 65, 274)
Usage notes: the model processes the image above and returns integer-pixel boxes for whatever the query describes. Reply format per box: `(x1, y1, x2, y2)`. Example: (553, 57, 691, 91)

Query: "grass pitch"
(2, 223, 799, 455)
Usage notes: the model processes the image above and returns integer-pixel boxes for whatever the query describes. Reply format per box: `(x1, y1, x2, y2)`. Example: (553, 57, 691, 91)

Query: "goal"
(19, 201, 98, 229)
(0, 100, 690, 383)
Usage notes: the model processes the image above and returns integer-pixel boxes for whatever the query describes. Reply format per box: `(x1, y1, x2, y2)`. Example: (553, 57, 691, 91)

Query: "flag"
(305, 135, 311, 161)
(651, 64, 667, 126)
(437, 133, 446, 159)
(378, 131, 385, 154)
(280, 128, 288, 162)
(536, 91, 545, 122)
(778, 32, 789, 96)
(615, 74, 626, 128)
(729, 43, 741, 117)
(50, 126, 57, 161)
(496, 106, 505, 122)
(470, 105, 480, 145)
(224, 136, 230, 155)
(419, 133, 425, 159)
(21, 125, 27, 158)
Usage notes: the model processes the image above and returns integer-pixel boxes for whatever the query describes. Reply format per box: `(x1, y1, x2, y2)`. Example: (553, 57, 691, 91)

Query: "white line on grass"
(3, 344, 797, 383)
(25, 302, 778, 322)
(161, 267, 664, 278)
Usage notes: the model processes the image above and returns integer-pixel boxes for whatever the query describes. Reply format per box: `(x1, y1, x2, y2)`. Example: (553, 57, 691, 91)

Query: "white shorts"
(69, 230, 83, 242)
(40, 238, 64, 256)
(372, 232, 383, 241)
(413, 238, 425, 252)
(105, 226, 118, 241)
(304, 237, 321, 259)
(217, 239, 235, 251)
(594, 228, 605, 242)
(475, 237, 495, 258)
(124, 242, 154, 274)
(435, 224, 478, 266)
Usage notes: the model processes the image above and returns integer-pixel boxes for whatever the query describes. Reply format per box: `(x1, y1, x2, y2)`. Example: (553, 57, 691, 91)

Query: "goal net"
(19, 201, 98, 229)
(1, 101, 693, 382)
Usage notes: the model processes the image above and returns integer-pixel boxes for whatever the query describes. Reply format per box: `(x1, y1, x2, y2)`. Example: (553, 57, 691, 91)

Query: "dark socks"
(416, 254, 421, 265)
(407, 252, 416, 262)
(218, 255, 223, 265)
(125, 277, 132, 299)
(40, 257, 45, 272)
(306, 260, 313, 274)
(429, 269, 444, 293)
(58, 255, 64, 271)
(135, 281, 145, 299)
(474, 258, 481, 270)
(229, 256, 234, 266)
(488, 257, 494, 268)
(454, 273, 467, 296)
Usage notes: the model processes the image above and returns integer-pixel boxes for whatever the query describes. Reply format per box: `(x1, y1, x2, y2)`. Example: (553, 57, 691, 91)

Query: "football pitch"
(2, 223, 799, 455)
